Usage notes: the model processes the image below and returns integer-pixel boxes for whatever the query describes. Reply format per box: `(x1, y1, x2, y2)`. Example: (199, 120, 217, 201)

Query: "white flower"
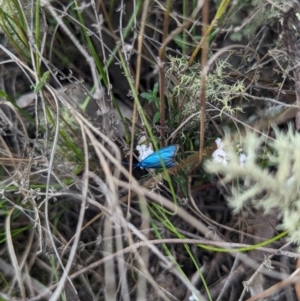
(239, 153, 247, 166)
(136, 143, 153, 162)
(215, 137, 224, 149)
(212, 138, 228, 165)
(212, 138, 248, 167)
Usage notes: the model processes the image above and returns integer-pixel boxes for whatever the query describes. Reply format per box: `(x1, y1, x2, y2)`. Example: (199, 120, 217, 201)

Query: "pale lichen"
(166, 56, 245, 120)
(205, 126, 300, 247)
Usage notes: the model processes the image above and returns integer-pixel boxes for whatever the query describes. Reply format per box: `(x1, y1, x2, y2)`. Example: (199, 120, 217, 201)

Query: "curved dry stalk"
(48, 119, 89, 301)
(6, 209, 26, 299)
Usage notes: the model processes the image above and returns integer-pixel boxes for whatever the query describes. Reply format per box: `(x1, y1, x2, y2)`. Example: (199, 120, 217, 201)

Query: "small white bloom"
(215, 137, 224, 149)
(212, 138, 228, 165)
(212, 148, 228, 165)
(136, 143, 153, 162)
(239, 153, 247, 166)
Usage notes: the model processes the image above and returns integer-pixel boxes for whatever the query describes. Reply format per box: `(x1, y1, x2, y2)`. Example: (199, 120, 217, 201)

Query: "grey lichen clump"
(205, 126, 300, 247)
(166, 56, 245, 117)
(166, 56, 245, 135)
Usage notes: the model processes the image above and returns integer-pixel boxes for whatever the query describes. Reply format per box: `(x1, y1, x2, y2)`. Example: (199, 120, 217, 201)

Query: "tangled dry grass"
(0, 0, 300, 301)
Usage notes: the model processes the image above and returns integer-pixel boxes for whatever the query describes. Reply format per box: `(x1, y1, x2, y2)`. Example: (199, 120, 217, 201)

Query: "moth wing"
(157, 145, 179, 160)
(138, 145, 179, 169)
(138, 152, 164, 168)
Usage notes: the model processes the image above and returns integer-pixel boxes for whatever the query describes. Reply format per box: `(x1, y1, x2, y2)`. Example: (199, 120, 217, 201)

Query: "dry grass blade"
(6, 209, 26, 299)
(0, 0, 299, 300)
